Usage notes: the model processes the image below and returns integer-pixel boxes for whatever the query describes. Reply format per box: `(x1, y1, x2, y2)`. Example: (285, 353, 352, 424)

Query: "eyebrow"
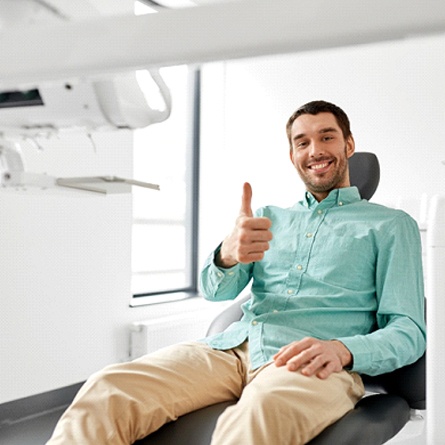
(292, 127, 339, 142)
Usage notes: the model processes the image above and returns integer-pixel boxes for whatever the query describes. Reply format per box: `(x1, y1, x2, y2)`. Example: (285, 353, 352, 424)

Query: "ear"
(346, 135, 355, 159)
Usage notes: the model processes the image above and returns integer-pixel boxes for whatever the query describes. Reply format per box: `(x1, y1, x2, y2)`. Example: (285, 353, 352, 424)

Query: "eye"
(295, 140, 307, 149)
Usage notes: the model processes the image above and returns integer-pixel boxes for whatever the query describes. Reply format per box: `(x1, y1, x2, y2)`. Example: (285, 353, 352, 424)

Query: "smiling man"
(47, 101, 426, 445)
(201, 100, 425, 443)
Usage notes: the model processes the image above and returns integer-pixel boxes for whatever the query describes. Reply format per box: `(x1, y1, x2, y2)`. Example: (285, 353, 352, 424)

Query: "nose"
(308, 140, 324, 158)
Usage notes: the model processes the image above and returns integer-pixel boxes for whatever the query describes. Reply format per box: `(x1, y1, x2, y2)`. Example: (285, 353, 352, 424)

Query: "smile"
(308, 160, 333, 171)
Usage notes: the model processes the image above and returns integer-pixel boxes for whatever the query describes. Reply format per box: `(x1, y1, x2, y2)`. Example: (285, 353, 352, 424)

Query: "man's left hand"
(273, 337, 352, 379)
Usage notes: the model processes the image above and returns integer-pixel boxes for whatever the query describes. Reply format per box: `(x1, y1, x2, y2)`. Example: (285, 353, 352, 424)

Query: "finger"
(273, 342, 296, 361)
(239, 240, 271, 253)
(273, 344, 293, 361)
(237, 251, 268, 264)
(273, 338, 314, 365)
(239, 216, 272, 232)
(316, 363, 338, 380)
(296, 354, 327, 375)
(274, 346, 302, 367)
(240, 182, 253, 217)
(286, 347, 319, 372)
(305, 360, 339, 379)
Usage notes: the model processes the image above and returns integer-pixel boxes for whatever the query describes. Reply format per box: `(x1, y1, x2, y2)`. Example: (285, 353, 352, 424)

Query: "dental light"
(0, 69, 171, 136)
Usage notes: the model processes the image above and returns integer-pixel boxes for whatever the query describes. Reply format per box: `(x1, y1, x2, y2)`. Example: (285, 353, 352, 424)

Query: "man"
(47, 101, 426, 445)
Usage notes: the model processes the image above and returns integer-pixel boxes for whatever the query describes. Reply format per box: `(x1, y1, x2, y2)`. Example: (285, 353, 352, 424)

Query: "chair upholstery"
(348, 151, 380, 200)
(137, 152, 425, 445)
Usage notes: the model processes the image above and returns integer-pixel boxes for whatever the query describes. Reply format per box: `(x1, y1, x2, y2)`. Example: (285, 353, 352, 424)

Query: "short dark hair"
(286, 100, 351, 148)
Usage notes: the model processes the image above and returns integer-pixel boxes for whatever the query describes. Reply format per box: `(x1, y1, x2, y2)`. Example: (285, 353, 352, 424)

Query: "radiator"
(129, 308, 220, 360)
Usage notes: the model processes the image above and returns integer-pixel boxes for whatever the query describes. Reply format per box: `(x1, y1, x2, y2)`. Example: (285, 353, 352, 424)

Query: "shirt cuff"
(335, 336, 371, 374)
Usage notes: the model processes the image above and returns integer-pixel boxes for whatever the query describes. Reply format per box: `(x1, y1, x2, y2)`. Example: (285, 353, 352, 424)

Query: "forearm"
(338, 316, 426, 376)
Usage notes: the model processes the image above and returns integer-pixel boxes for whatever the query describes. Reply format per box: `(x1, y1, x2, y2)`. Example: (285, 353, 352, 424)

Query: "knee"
(239, 386, 291, 414)
(78, 363, 135, 402)
(85, 363, 121, 388)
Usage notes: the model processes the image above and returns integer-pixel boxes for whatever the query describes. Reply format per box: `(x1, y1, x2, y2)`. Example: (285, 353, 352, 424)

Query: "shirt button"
(228, 271, 234, 275)
(339, 201, 343, 206)
(252, 320, 258, 326)
(287, 289, 293, 294)
(317, 210, 323, 215)
(217, 272, 223, 278)
(296, 265, 303, 270)
(306, 232, 313, 238)
(273, 309, 279, 313)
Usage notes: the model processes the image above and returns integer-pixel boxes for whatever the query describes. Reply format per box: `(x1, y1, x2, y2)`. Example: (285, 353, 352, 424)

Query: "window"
(131, 65, 200, 304)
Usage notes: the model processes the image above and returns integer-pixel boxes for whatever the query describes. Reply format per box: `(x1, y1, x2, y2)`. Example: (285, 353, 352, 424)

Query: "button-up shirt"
(199, 187, 426, 375)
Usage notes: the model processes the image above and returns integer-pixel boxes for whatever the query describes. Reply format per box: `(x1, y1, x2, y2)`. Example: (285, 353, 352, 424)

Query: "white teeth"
(311, 162, 329, 170)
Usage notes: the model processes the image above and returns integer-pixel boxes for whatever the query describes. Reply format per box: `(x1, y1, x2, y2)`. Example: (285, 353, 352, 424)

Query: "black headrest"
(348, 152, 380, 200)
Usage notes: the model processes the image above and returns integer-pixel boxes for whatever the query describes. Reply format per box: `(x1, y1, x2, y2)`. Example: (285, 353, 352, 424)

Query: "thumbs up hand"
(217, 182, 273, 268)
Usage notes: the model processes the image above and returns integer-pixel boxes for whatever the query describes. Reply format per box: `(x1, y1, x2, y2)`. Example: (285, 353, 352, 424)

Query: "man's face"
(289, 112, 355, 201)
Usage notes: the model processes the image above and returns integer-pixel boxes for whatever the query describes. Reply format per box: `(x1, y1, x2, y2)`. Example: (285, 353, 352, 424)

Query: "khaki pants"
(47, 341, 364, 445)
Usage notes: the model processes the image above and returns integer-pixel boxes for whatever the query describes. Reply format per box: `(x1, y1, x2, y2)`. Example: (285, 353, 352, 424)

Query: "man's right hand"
(216, 182, 273, 268)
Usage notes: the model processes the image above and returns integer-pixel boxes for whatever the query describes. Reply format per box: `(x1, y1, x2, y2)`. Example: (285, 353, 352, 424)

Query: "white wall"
(199, 34, 445, 264)
(0, 132, 135, 403)
(0, 131, 220, 404)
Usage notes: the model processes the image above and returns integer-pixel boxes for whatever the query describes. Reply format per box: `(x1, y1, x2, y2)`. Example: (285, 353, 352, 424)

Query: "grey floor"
(0, 382, 82, 445)
(0, 407, 64, 445)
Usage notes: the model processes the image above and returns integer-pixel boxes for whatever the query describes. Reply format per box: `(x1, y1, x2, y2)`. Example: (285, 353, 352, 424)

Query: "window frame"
(130, 67, 201, 306)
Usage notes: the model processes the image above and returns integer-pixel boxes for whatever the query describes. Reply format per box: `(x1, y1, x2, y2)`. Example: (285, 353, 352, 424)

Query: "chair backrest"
(348, 151, 380, 200)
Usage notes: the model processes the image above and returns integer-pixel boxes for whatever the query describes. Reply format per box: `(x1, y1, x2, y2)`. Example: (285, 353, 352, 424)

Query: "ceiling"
(0, 0, 243, 28)
(0, 0, 140, 28)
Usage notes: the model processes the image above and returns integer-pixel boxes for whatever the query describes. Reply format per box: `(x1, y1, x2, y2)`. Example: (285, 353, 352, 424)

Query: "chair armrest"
(206, 295, 250, 336)
(361, 353, 426, 409)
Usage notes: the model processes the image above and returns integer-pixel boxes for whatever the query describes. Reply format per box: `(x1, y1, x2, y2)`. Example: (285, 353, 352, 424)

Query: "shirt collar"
(301, 186, 361, 210)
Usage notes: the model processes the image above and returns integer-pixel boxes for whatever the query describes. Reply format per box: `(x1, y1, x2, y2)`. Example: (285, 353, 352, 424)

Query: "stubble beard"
(298, 146, 349, 195)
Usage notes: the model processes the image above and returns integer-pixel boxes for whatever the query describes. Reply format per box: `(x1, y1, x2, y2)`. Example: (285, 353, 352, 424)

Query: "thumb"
(240, 182, 253, 217)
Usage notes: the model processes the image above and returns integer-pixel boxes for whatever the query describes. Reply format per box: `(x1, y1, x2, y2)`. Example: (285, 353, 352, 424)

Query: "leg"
(211, 363, 365, 445)
(47, 342, 246, 445)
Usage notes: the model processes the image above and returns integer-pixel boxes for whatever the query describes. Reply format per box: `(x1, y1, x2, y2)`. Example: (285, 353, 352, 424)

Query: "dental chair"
(137, 152, 426, 445)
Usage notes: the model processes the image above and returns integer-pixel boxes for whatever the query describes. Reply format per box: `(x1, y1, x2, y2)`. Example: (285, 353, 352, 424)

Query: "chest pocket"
(309, 226, 376, 291)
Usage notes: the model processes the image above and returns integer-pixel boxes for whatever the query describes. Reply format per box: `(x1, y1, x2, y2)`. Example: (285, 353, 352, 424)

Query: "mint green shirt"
(200, 187, 426, 375)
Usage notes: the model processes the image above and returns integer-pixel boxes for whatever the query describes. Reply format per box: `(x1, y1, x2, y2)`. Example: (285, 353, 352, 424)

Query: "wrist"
(332, 340, 353, 368)
(215, 245, 238, 269)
